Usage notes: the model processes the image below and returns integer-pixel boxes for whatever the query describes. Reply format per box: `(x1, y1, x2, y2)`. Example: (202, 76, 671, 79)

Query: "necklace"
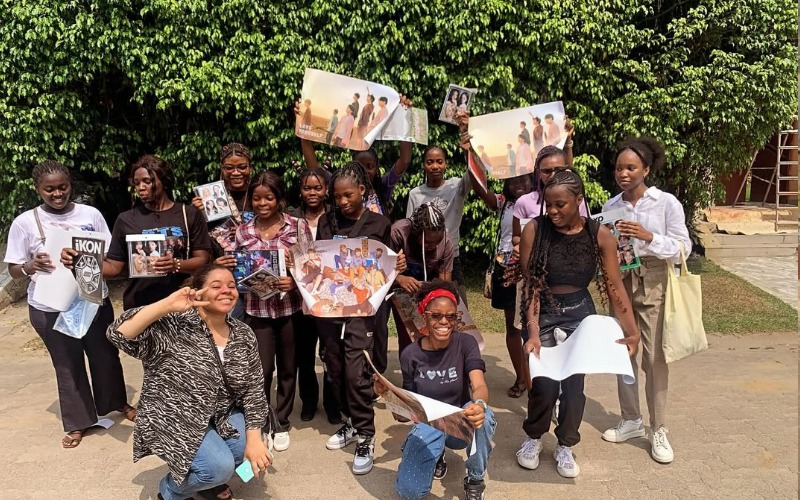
(256, 214, 283, 237)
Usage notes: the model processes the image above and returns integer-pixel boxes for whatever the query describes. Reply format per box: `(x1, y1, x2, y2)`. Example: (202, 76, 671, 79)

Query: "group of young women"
(7, 105, 691, 499)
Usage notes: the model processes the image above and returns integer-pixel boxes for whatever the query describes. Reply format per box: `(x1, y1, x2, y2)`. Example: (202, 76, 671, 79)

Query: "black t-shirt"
(107, 203, 212, 310)
(316, 209, 391, 245)
(400, 332, 486, 407)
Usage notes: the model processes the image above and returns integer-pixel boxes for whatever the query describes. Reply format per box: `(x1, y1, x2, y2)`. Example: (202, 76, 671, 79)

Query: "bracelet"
(20, 262, 31, 276)
(564, 140, 574, 149)
(172, 259, 181, 274)
(473, 399, 488, 410)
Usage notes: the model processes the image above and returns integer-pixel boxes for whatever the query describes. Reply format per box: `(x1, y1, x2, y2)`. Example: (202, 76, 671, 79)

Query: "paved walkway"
(0, 297, 796, 499)
(715, 256, 798, 309)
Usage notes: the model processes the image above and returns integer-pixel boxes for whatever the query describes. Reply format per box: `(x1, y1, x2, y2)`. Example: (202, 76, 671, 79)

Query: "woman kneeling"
(393, 280, 495, 500)
(107, 264, 272, 500)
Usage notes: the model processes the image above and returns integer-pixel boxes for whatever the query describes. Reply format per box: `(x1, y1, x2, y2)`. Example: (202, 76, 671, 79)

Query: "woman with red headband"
(390, 280, 495, 500)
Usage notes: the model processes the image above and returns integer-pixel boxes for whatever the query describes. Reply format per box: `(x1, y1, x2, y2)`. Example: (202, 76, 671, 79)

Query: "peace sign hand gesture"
(164, 287, 211, 314)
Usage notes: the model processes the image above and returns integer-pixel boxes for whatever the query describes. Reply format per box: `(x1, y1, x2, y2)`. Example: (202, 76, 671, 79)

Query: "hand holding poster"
(296, 68, 401, 151)
(468, 101, 567, 180)
(71, 236, 105, 305)
(289, 239, 398, 318)
(390, 290, 485, 351)
(528, 315, 635, 384)
(438, 84, 477, 125)
(365, 351, 475, 443)
(591, 208, 642, 271)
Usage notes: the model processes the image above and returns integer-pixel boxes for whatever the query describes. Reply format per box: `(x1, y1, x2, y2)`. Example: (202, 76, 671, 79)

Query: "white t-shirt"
(406, 170, 472, 256)
(496, 196, 515, 254)
(4, 204, 111, 312)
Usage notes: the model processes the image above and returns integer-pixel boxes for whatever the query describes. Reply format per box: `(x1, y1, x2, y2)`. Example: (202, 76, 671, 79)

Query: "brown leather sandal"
(118, 404, 137, 422)
(61, 430, 85, 449)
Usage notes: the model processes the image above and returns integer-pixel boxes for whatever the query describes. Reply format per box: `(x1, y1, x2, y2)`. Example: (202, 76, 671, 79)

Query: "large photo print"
(289, 239, 398, 318)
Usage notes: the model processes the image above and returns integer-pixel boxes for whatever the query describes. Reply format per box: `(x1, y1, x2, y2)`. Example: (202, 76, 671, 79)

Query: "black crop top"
(541, 217, 597, 289)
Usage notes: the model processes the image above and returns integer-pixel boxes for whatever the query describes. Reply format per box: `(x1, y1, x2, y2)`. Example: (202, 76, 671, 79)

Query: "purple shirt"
(513, 190, 590, 220)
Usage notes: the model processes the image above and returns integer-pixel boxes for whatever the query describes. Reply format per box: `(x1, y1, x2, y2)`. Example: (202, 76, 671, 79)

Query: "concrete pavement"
(0, 296, 796, 499)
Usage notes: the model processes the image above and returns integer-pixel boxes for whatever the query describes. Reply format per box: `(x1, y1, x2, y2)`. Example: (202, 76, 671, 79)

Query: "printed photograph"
(379, 106, 429, 145)
(438, 84, 476, 125)
(468, 100, 566, 179)
(126, 234, 166, 278)
(591, 208, 642, 271)
(194, 181, 232, 222)
(227, 249, 284, 292)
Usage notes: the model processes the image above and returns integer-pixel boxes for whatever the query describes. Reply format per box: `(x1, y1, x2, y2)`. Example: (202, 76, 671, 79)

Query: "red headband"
(417, 289, 458, 316)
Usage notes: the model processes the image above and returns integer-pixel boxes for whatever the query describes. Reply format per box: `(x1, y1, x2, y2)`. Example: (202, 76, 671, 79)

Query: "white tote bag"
(662, 243, 708, 363)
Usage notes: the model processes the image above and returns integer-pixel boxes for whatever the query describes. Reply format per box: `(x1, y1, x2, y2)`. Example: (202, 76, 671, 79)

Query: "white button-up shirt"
(602, 186, 691, 263)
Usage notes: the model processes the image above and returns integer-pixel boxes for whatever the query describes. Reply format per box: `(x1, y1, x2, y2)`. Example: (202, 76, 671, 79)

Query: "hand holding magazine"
(591, 208, 641, 271)
(364, 351, 475, 444)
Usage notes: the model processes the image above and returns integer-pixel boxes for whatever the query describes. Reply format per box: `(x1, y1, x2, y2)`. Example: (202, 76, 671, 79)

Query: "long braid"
(298, 166, 329, 218)
(328, 161, 370, 235)
(219, 142, 252, 163)
(409, 203, 445, 233)
(32, 160, 71, 187)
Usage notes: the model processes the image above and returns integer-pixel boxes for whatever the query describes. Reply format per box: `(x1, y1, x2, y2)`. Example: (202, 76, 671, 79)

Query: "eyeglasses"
(423, 311, 462, 323)
(221, 164, 249, 173)
(539, 166, 568, 175)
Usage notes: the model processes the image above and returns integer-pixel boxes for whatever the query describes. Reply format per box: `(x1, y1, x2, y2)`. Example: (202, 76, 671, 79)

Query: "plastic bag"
(54, 297, 100, 339)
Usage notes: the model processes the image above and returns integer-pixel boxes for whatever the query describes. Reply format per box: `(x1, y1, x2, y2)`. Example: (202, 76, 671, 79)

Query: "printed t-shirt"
(107, 203, 211, 310)
(405, 171, 472, 256)
(316, 210, 391, 245)
(4, 204, 111, 312)
(400, 332, 486, 408)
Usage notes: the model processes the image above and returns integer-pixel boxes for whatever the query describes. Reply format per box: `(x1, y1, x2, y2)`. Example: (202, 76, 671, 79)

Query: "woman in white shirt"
(599, 137, 692, 465)
(4, 160, 134, 448)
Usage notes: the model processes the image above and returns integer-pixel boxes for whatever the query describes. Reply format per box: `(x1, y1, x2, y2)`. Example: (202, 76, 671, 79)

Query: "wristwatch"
(473, 399, 488, 410)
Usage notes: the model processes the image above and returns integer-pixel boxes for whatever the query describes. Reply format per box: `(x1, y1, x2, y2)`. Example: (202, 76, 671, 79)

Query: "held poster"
(468, 101, 566, 179)
(296, 68, 401, 151)
(289, 239, 398, 318)
(591, 208, 642, 271)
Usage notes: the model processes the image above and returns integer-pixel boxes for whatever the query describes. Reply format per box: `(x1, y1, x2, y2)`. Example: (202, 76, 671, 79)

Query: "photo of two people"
(591, 208, 642, 271)
(468, 100, 567, 180)
(126, 234, 166, 278)
(438, 84, 476, 125)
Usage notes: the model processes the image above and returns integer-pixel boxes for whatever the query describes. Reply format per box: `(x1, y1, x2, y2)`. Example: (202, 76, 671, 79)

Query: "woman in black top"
(102, 155, 212, 310)
(515, 169, 639, 478)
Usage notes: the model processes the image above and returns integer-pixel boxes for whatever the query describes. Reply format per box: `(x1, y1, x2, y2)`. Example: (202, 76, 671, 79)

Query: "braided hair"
(353, 147, 391, 212)
(520, 169, 625, 328)
(32, 160, 71, 187)
(615, 137, 665, 173)
(409, 203, 446, 233)
(219, 142, 252, 163)
(298, 166, 330, 217)
(328, 161, 371, 234)
(532, 145, 568, 193)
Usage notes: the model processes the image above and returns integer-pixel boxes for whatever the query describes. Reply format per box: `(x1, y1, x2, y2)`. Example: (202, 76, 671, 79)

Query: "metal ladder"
(773, 129, 798, 231)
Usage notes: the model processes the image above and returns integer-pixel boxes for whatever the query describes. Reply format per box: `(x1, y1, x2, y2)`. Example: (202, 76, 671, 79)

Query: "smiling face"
(132, 167, 163, 204)
(423, 148, 447, 183)
(252, 185, 279, 220)
(424, 297, 458, 344)
(201, 268, 239, 315)
(300, 173, 327, 210)
(220, 154, 251, 192)
(333, 177, 366, 217)
(538, 154, 568, 185)
(36, 172, 72, 212)
(614, 149, 650, 192)
(544, 184, 583, 229)
(507, 175, 533, 200)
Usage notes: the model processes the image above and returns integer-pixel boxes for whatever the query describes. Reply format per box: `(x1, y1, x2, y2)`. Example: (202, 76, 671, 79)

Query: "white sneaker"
(602, 419, 646, 443)
(352, 436, 375, 475)
(650, 427, 674, 463)
(554, 445, 580, 478)
(516, 438, 542, 470)
(326, 421, 357, 450)
(272, 431, 290, 452)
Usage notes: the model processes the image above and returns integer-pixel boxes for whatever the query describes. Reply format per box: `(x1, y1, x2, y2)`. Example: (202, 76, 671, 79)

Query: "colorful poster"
(194, 181, 233, 222)
(296, 68, 401, 151)
(379, 106, 429, 145)
(71, 236, 105, 305)
(438, 84, 477, 125)
(591, 208, 642, 271)
(468, 101, 566, 179)
(390, 290, 485, 351)
(289, 239, 398, 318)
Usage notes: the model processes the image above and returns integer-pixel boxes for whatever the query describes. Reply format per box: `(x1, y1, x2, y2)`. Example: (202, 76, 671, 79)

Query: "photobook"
(71, 236, 105, 304)
(126, 233, 166, 278)
(227, 249, 286, 298)
(194, 181, 233, 222)
(591, 208, 642, 271)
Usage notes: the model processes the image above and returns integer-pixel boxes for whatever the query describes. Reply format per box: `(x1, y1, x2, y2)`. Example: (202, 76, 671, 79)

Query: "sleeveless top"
(542, 217, 597, 289)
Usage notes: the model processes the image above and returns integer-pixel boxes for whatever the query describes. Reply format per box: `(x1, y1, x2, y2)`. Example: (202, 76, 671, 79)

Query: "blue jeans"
(396, 405, 496, 500)
(160, 410, 247, 500)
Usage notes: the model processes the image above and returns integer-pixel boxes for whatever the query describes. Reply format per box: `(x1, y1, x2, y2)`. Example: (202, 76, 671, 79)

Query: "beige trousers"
(617, 257, 670, 429)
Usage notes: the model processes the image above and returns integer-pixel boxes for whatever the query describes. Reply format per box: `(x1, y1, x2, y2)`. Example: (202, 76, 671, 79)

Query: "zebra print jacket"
(108, 307, 268, 483)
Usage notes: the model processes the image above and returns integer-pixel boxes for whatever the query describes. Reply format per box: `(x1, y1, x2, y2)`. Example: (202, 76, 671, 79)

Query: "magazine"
(126, 234, 166, 278)
(295, 68, 402, 151)
(209, 212, 254, 252)
(379, 106, 429, 145)
(194, 181, 233, 222)
(468, 101, 567, 179)
(591, 208, 642, 271)
(71, 236, 105, 305)
(390, 290, 485, 351)
(438, 84, 477, 125)
(240, 268, 282, 300)
(227, 249, 286, 296)
(364, 351, 475, 443)
(289, 239, 398, 318)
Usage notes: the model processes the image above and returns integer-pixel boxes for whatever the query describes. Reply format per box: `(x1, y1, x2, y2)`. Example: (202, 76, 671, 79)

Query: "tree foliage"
(1, 0, 796, 250)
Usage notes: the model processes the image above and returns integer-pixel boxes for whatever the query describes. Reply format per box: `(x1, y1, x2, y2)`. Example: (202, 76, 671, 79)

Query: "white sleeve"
(4, 216, 33, 264)
(94, 209, 113, 255)
(645, 195, 692, 263)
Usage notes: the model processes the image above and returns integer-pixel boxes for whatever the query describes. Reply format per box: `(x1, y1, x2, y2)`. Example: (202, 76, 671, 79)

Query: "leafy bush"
(1, 0, 796, 252)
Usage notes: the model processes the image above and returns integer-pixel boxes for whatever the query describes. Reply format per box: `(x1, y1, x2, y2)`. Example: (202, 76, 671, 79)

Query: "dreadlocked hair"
(298, 166, 330, 216)
(410, 203, 446, 233)
(520, 168, 625, 328)
(219, 142, 252, 163)
(328, 161, 371, 234)
(615, 137, 665, 173)
(533, 145, 567, 191)
(32, 160, 71, 187)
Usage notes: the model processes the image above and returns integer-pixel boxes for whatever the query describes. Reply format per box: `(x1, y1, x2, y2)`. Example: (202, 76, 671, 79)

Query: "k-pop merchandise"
(71, 236, 105, 304)
(126, 234, 166, 278)
(194, 181, 233, 222)
(591, 208, 642, 271)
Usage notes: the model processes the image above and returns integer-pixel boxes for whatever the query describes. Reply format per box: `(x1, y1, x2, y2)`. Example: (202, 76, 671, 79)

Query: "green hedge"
(1, 0, 796, 252)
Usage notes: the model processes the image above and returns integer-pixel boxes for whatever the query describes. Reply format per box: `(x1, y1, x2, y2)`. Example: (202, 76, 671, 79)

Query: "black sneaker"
(301, 404, 316, 422)
(434, 453, 447, 480)
(463, 477, 486, 500)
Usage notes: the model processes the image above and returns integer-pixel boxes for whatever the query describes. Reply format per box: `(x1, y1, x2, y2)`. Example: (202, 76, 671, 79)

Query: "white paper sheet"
(32, 228, 110, 311)
(93, 418, 115, 429)
(529, 315, 635, 384)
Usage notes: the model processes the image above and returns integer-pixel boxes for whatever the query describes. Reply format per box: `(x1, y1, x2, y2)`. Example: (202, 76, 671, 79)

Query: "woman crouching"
(391, 280, 496, 500)
(107, 264, 272, 500)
